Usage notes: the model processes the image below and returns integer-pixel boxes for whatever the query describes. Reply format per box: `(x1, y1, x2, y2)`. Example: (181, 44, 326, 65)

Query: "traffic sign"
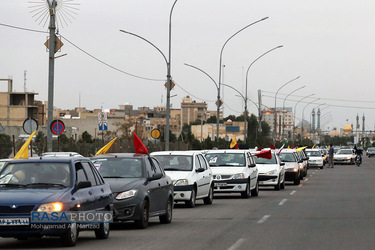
(98, 112, 107, 121)
(23, 118, 38, 135)
(50, 120, 65, 135)
(151, 129, 161, 139)
(99, 121, 108, 131)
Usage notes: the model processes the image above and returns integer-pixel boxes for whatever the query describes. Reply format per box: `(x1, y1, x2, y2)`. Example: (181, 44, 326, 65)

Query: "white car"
(278, 149, 302, 185)
(151, 151, 213, 208)
(250, 150, 285, 190)
(333, 149, 356, 164)
(305, 149, 324, 169)
(204, 149, 259, 198)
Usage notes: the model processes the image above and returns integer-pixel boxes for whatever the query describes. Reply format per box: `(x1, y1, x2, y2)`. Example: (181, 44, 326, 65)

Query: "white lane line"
(227, 238, 247, 250)
(279, 199, 287, 206)
(309, 175, 313, 177)
(257, 215, 271, 224)
(304, 178, 309, 181)
(290, 190, 296, 195)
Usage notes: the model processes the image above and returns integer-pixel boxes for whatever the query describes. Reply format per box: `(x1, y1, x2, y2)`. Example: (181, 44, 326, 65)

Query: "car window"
(254, 153, 277, 164)
(195, 155, 201, 170)
(153, 155, 193, 171)
(96, 158, 144, 178)
(279, 153, 296, 162)
(82, 162, 98, 186)
(76, 163, 88, 183)
(145, 158, 154, 177)
(205, 153, 245, 167)
(151, 158, 164, 175)
(306, 151, 322, 157)
(197, 155, 208, 170)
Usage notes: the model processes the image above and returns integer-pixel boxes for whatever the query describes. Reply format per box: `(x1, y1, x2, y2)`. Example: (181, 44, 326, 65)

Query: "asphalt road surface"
(1, 157, 375, 250)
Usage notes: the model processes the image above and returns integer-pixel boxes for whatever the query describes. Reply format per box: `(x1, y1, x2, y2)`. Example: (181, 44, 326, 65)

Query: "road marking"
(257, 215, 270, 224)
(304, 178, 309, 181)
(290, 190, 296, 195)
(309, 175, 313, 177)
(279, 199, 287, 205)
(227, 238, 247, 250)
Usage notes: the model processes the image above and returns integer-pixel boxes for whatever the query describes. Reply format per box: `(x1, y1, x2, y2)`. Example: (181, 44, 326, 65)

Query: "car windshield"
(0, 161, 8, 171)
(94, 158, 144, 178)
(306, 151, 321, 157)
(338, 150, 352, 155)
(279, 153, 296, 162)
(0, 162, 71, 187)
(153, 155, 193, 171)
(205, 153, 245, 167)
(368, 148, 375, 152)
(253, 154, 277, 164)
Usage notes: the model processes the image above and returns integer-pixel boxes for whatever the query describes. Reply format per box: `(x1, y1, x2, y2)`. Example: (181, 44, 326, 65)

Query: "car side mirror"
(147, 173, 163, 181)
(298, 160, 303, 163)
(248, 163, 256, 168)
(77, 181, 91, 189)
(280, 162, 285, 166)
(196, 168, 205, 173)
(304, 157, 309, 160)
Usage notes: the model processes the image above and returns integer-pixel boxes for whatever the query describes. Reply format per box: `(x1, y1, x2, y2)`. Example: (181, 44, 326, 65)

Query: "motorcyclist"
(354, 145, 363, 164)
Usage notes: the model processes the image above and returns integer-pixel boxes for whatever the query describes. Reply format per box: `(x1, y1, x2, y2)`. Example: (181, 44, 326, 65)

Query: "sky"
(1, 0, 375, 132)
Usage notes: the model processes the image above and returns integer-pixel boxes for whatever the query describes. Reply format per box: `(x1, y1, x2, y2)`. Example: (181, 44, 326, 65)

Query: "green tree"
(80, 131, 93, 143)
(0, 134, 12, 158)
(206, 116, 217, 123)
(33, 131, 46, 155)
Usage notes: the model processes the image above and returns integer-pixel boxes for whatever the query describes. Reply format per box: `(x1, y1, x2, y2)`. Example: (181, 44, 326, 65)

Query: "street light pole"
(273, 76, 300, 141)
(282, 85, 306, 139)
(244, 45, 283, 143)
(216, 17, 269, 142)
(120, 0, 178, 151)
(46, 0, 57, 152)
(293, 94, 315, 143)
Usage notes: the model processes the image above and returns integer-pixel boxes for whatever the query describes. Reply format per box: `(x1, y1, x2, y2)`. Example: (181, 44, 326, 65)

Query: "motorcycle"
(355, 155, 362, 166)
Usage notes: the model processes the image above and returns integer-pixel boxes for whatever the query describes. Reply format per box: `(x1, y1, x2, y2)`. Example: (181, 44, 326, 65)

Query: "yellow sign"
(164, 80, 175, 90)
(151, 129, 161, 139)
(44, 35, 64, 53)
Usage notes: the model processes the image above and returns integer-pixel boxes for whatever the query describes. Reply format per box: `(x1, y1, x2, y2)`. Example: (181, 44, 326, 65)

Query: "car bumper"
(308, 162, 324, 167)
(284, 171, 298, 181)
(213, 178, 248, 193)
(258, 174, 278, 186)
(113, 197, 142, 222)
(334, 158, 352, 164)
(173, 185, 194, 201)
(0, 221, 69, 238)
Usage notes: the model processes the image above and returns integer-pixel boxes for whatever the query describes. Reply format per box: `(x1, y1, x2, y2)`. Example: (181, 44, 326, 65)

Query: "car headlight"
(174, 179, 189, 186)
(37, 202, 63, 212)
(233, 173, 245, 179)
(347, 157, 351, 160)
(266, 170, 277, 175)
(293, 168, 298, 172)
(116, 190, 138, 200)
(299, 164, 304, 169)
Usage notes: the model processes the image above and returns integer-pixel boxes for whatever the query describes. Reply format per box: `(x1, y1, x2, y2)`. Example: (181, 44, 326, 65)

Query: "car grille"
(0, 205, 35, 214)
(213, 175, 232, 179)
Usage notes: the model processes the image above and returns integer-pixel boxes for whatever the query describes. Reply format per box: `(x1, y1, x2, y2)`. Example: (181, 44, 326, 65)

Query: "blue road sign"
(99, 121, 108, 131)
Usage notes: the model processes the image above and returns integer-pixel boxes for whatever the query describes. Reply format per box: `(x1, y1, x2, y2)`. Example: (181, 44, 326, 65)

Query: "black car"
(91, 153, 173, 229)
(0, 156, 113, 247)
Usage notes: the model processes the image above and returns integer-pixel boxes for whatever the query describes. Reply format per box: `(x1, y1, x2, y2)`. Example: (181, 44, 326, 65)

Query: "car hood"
(0, 188, 65, 204)
(256, 164, 278, 174)
(283, 162, 298, 169)
(210, 166, 246, 175)
(104, 178, 142, 193)
(308, 156, 323, 160)
(334, 154, 352, 158)
(164, 171, 191, 182)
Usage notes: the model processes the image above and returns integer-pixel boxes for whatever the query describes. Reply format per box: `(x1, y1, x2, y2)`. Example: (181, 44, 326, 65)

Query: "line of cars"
(0, 147, 311, 247)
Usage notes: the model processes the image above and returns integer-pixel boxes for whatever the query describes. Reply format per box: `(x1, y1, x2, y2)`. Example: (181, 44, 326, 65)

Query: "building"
(262, 107, 294, 139)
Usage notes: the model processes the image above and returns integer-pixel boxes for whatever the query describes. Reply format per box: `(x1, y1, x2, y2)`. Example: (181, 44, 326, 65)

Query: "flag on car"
(270, 143, 276, 150)
(230, 137, 239, 149)
(95, 137, 117, 156)
(296, 146, 308, 152)
(254, 149, 272, 159)
(14, 130, 37, 159)
(256, 146, 263, 151)
(277, 143, 285, 155)
(133, 132, 148, 154)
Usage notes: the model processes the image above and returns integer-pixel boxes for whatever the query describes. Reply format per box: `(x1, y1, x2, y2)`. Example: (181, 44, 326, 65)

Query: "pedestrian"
(328, 144, 334, 168)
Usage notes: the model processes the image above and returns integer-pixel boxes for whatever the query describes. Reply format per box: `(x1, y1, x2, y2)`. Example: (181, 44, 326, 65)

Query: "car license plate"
(0, 218, 29, 226)
(214, 182, 227, 187)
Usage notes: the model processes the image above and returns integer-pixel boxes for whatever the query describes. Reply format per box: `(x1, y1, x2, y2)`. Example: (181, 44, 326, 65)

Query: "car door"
(194, 154, 206, 197)
(151, 158, 170, 207)
(247, 153, 257, 189)
(145, 157, 166, 214)
(197, 154, 211, 197)
(73, 162, 95, 211)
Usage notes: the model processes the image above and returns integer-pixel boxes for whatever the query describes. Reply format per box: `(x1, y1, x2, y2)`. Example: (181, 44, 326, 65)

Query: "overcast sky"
(1, 0, 375, 132)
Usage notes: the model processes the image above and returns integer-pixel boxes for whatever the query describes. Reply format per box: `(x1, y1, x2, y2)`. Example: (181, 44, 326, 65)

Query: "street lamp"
(274, 76, 300, 141)
(187, 17, 269, 142)
(302, 98, 320, 143)
(282, 85, 306, 139)
(244, 45, 283, 143)
(120, 0, 178, 151)
(293, 93, 315, 142)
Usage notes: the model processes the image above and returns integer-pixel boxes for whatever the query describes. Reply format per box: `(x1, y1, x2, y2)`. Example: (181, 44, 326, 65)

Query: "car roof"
(41, 152, 84, 157)
(204, 149, 250, 154)
(7, 157, 87, 164)
(151, 151, 200, 156)
(279, 149, 297, 153)
(91, 153, 148, 159)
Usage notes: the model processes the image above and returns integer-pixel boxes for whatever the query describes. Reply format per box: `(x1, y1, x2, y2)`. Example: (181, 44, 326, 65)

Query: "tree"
(80, 131, 93, 143)
(206, 116, 217, 123)
(0, 134, 12, 158)
(33, 131, 46, 155)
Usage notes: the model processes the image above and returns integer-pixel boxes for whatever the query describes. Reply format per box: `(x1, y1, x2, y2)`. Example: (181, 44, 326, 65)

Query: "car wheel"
(294, 173, 300, 185)
(203, 185, 214, 205)
(95, 221, 110, 239)
(159, 198, 173, 224)
(280, 178, 285, 189)
(185, 188, 196, 208)
(61, 223, 78, 247)
(251, 180, 259, 197)
(274, 176, 281, 190)
(241, 180, 251, 198)
(135, 199, 149, 229)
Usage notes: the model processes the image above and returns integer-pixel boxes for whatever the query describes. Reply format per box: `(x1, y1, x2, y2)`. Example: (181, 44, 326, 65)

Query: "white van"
(204, 149, 259, 198)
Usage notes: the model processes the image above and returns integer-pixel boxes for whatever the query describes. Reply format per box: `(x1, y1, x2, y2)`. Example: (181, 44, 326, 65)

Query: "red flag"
(256, 147, 263, 151)
(291, 144, 294, 149)
(270, 143, 276, 150)
(254, 150, 272, 159)
(133, 133, 148, 154)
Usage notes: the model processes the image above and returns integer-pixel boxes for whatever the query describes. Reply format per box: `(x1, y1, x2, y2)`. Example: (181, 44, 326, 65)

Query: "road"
(1, 157, 375, 249)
